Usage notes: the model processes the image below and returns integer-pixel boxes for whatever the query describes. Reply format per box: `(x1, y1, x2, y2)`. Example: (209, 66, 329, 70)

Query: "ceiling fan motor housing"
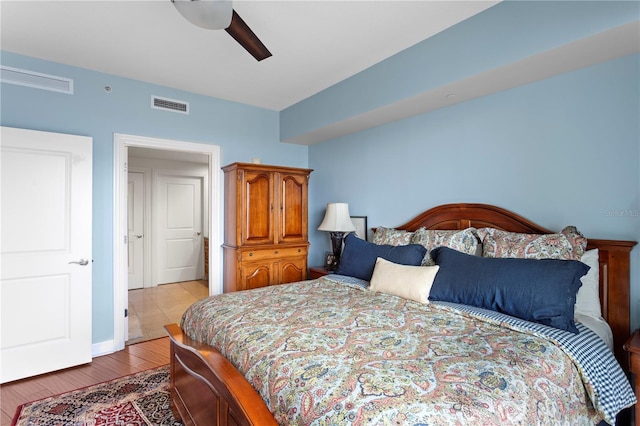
(172, 0, 233, 30)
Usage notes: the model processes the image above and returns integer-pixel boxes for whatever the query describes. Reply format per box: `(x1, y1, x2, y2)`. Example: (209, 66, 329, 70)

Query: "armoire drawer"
(241, 246, 307, 262)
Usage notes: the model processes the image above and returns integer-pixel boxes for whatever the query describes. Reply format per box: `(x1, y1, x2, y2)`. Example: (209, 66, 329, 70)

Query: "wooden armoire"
(222, 162, 312, 292)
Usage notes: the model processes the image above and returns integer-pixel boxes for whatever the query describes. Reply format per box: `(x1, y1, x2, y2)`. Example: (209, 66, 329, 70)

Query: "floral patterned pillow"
(477, 226, 587, 260)
(372, 226, 414, 246)
(561, 226, 588, 259)
(410, 227, 479, 265)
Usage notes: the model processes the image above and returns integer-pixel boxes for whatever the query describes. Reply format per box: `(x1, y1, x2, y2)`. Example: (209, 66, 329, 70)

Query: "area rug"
(12, 365, 183, 425)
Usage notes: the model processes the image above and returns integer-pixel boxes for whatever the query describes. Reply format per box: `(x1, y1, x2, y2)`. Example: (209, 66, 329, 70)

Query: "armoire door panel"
(279, 173, 308, 243)
(279, 259, 306, 284)
(243, 171, 274, 245)
(243, 263, 272, 290)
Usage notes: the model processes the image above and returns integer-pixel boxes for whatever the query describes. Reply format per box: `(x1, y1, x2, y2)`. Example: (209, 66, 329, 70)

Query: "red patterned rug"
(11, 365, 183, 425)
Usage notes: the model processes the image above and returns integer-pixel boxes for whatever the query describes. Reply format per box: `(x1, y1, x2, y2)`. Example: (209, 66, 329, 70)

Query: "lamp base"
(328, 231, 346, 271)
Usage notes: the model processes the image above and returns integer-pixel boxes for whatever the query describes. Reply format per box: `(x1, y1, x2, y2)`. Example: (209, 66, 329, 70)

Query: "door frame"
(113, 133, 221, 351)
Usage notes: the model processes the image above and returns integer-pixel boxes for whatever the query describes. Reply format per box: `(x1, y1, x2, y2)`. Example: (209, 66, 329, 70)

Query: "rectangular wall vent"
(0, 66, 74, 94)
(151, 96, 190, 114)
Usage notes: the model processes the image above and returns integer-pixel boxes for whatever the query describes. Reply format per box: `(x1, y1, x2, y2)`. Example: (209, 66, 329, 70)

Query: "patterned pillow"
(372, 226, 414, 246)
(561, 226, 588, 259)
(410, 227, 479, 265)
(477, 226, 587, 260)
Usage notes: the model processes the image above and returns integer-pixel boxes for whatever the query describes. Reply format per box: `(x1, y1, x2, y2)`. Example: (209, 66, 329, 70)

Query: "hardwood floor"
(128, 279, 209, 345)
(1, 337, 171, 426)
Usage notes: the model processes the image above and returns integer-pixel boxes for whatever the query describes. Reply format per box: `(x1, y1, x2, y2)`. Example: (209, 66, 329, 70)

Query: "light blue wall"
(308, 53, 640, 329)
(281, 0, 640, 142)
(0, 51, 308, 344)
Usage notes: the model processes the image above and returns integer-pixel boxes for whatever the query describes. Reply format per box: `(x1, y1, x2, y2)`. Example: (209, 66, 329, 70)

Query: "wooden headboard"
(386, 203, 637, 370)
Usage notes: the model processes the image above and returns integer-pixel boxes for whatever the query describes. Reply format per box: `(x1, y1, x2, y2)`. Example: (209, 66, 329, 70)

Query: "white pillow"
(369, 257, 439, 304)
(575, 249, 602, 319)
(575, 313, 613, 351)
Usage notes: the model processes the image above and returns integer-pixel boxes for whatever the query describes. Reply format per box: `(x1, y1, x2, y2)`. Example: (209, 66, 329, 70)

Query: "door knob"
(69, 259, 89, 266)
(134, 234, 143, 239)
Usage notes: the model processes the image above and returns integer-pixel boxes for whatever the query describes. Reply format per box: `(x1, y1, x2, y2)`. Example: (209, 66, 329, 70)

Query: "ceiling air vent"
(0, 66, 73, 94)
(151, 96, 189, 114)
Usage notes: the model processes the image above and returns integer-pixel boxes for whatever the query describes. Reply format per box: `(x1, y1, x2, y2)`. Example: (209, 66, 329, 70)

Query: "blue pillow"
(429, 246, 589, 333)
(337, 233, 427, 281)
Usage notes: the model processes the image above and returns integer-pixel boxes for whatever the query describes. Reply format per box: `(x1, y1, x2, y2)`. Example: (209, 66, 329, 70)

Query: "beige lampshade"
(318, 203, 356, 232)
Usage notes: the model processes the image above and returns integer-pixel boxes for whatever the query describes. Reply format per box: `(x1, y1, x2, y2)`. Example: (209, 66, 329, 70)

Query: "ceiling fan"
(172, 0, 272, 61)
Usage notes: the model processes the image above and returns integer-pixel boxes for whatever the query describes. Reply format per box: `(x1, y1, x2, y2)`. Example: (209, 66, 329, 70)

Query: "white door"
(0, 126, 92, 383)
(155, 174, 202, 284)
(127, 172, 144, 290)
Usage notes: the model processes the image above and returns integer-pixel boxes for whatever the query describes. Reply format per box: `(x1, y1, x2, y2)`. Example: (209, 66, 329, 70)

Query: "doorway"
(113, 133, 221, 352)
(126, 148, 208, 343)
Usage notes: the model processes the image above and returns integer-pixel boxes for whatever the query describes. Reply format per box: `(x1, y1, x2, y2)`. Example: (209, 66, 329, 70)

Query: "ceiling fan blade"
(225, 10, 272, 61)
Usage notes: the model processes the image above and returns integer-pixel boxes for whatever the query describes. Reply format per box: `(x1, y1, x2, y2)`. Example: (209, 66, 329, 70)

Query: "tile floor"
(127, 280, 209, 345)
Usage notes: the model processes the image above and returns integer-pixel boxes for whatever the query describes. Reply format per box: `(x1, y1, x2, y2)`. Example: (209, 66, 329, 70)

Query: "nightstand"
(624, 329, 640, 422)
(308, 266, 332, 279)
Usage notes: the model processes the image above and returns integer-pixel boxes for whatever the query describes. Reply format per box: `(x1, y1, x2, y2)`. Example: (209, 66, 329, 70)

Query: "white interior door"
(127, 172, 144, 290)
(155, 174, 202, 285)
(0, 126, 92, 383)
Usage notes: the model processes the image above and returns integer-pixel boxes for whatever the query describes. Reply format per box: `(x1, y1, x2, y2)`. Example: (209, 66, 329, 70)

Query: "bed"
(165, 203, 637, 425)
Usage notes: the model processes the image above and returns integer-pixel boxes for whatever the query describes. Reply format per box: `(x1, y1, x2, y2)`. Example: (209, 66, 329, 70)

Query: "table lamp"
(318, 203, 356, 271)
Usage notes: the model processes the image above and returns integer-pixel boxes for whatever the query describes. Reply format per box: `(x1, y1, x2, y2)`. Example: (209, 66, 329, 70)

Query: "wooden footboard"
(164, 323, 277, 426)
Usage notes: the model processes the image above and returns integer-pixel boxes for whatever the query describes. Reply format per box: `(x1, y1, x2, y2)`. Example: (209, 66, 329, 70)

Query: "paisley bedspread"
(180, 275, 635, 425)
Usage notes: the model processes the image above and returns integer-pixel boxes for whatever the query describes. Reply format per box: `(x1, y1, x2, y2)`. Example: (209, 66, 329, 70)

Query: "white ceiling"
(0, 0, 499, 111)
